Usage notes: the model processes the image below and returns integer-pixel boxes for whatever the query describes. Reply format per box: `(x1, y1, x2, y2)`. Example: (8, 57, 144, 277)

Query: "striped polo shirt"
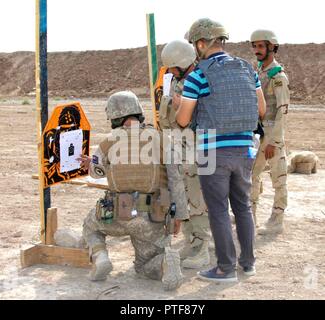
(182, 52, 261, 151)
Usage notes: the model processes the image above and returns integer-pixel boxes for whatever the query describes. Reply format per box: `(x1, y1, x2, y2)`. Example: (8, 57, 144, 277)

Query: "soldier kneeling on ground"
(78, 91, 189, 291)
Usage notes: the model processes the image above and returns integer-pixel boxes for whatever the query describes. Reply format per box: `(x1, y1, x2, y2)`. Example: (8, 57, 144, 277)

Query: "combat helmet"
(250, 29, 279, 45)
(161, 40, 196, 69)
(188, 18, 229, 44)
(105, 91, 144, 120)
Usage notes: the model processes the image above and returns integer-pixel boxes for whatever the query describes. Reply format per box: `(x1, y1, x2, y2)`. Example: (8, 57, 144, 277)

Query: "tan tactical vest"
(159, 79, 184, 130)
(105, 125, 168, 193)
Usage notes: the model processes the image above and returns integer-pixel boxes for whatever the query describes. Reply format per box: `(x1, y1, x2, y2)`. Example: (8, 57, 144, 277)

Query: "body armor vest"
(193, 56, 258, 134)
(106, 125, 168, 193)
(159, 79, 184, 130)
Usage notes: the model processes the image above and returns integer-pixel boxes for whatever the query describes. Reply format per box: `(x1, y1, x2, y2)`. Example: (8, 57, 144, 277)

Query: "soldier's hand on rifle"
(265, 144, 276, 160)
(77, 154, 91, 171)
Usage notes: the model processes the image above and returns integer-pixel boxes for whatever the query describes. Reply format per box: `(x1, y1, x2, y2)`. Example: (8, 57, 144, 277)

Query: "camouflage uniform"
(251, 60, 290, 232)
(159, 77, 211, 268)
(83, 123, 188, 290)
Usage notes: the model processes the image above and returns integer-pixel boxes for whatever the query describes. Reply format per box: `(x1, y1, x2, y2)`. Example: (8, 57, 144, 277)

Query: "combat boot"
(162, 247, 184, 291)
(89, 250, 113, 281)
(179, 224, 194, 260)
(182, 240, 210, 269)
(258, 212, 284, 235)
(179, 242, 194, 260)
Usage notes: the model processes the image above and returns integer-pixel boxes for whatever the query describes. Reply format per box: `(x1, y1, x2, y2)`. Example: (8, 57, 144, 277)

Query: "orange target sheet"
(42, 102, 91, 188)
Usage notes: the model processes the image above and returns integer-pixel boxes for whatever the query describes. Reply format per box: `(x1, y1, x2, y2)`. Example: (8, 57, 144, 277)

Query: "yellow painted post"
(146, 13, 159, 128)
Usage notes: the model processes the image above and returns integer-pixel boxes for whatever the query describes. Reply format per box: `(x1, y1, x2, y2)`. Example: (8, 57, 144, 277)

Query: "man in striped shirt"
(175, 18, 266, 282)
(183, 53, 262, 150)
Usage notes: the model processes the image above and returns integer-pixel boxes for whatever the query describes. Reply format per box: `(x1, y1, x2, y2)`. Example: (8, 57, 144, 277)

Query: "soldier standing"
(250, 30, 290, 234)
(78, 91, 189, 290)
(159, 40, 211, 269)
(176, 19, 266, 282)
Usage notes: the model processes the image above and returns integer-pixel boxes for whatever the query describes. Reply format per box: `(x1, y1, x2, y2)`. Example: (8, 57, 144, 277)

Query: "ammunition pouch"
(158, 95, 178, 130)
(99, 189, 170, 223)
(148, 188, 170, 223)
(95, 195, 114, 224)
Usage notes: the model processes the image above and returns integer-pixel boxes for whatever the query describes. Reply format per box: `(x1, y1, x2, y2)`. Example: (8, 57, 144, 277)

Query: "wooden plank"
(20, 244, 91, 269)
(45, 208, 58, 245)
(32, 174, 109, 190)
(38, 245, 91, 269)
(20, 245, 41, 268)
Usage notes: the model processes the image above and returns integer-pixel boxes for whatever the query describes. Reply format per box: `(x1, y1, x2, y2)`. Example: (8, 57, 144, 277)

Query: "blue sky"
(0, 0, 324, 52)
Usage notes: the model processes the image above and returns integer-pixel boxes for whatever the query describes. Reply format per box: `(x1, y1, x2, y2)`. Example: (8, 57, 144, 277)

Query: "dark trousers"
(198, 147, 255, 273)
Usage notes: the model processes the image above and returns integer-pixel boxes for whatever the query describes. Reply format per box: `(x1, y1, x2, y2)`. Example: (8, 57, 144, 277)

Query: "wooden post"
(45, 208, 58, 245)
(35, 0, 50, 244)
(146, 13, 159, 128)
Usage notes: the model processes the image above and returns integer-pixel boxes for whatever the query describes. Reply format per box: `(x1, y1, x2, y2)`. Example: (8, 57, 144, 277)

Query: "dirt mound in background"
(0, 42, 324, 104)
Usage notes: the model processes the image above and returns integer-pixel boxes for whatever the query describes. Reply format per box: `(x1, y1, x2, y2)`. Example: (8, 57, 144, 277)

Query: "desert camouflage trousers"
(183, 164, 211, 247)
(83, 208, 171, 281)
(251, 133, 288, 216)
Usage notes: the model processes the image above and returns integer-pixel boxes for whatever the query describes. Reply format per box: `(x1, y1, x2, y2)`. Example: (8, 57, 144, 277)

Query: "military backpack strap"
(267, 66, 283, 79)
(258, 61, 283, 79)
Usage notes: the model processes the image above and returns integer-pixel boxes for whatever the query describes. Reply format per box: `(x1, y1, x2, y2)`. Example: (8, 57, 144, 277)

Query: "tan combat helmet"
(250, 29, 279, 45)
(188, 18, 229, 44)
(105, 91, 144, 120)
(184, 31, 190, 41)
(161, 40, 196, 69)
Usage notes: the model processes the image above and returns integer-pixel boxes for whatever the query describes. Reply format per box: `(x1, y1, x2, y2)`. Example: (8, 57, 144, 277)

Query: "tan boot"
(89, 250, 113, 281)
(179, 223, 193, 260)
(258, 212, 284, 235)
(182, 241, 210, 269)
(162, 247, 184, 291)
(178, 242, 194, 260)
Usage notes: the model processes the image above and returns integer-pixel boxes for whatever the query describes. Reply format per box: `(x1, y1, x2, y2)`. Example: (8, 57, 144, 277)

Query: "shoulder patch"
(93, 166, 105, 177)
(274, 80, 283, 88)
(92, 155, 99, 164)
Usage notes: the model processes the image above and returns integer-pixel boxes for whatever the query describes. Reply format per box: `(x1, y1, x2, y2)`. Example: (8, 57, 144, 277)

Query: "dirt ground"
(0, 98, 324, 300)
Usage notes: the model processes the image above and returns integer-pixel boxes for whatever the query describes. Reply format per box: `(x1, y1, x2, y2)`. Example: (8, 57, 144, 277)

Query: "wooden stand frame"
(23, 7, 157, 271)
(21, 1, 91, 271)
(20, 208, 91, 269)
